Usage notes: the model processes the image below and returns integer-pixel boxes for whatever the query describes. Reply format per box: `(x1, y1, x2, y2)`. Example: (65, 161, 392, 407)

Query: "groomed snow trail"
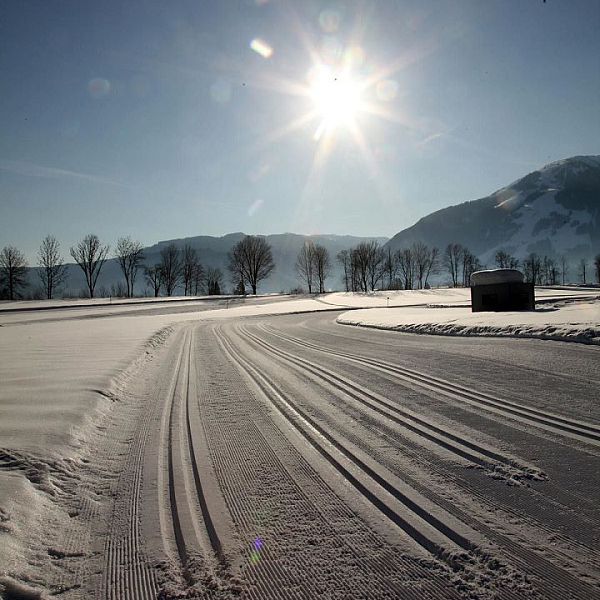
(89, 312, 599, 599)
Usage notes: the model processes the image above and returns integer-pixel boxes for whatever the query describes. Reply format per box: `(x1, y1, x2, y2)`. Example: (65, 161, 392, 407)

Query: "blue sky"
(1, 0, 599, 262)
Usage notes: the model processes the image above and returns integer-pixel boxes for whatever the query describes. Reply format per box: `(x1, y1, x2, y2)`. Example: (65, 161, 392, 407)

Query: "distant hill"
(385, 155, 600, 266)
(45, 233, 388, 297)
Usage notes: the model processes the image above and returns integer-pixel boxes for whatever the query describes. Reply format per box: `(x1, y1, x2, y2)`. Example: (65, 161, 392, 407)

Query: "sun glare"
(309, 66, 363, 130)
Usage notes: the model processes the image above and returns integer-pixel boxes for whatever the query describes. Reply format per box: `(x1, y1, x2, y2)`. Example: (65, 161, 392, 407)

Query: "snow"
(320, 287, 599, 309)
(0, 295, 330, 585)
(337, 299, 600, 345)
(481, 190, 593, 265)
(1, 289, 599, 594)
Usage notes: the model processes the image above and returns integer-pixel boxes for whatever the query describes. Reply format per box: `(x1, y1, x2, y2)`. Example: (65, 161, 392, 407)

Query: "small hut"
(470, 269, 534, 312)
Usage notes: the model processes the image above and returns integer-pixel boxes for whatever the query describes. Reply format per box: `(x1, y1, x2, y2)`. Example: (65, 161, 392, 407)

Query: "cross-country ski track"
(3, 309, 600, 599)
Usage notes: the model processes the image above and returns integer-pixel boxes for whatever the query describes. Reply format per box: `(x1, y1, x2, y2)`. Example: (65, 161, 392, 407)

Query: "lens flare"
(250, 38, 274, 59)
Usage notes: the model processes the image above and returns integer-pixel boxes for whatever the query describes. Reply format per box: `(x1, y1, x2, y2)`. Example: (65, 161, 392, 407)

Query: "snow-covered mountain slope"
(386, 155, 600, 263)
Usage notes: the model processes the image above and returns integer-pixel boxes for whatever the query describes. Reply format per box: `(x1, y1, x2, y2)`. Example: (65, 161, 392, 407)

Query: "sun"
(309, 65, 363, 132)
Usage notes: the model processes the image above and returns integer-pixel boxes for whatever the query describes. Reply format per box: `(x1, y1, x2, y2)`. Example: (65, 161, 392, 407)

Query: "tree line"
(1, 233, 599, 300)
(0, 233, 275, 300)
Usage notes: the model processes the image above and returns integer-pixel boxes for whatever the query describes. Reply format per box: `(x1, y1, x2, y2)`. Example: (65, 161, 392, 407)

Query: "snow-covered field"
(338, 299, 600, 344)
(320, 286, 600, 308)
(1, 291, 599, 598)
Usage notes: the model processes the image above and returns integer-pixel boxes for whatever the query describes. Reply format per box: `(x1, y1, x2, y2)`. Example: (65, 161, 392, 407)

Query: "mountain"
(385, 155, 600, 266)
(51, 233, 388, 297)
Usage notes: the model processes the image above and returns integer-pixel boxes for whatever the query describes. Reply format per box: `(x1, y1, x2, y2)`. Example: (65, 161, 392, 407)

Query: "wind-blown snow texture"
(386, 155, 600, 262)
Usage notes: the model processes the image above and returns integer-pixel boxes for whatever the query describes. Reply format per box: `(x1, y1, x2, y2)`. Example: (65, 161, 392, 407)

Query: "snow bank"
(320, 287, 598, 309)
(337, 300, 600, 345)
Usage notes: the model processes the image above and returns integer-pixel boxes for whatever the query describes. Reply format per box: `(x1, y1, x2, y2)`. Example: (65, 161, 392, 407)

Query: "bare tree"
(461, 248, 481, 287)
(337, 249, 351, 292)
(144, 264, 162, 297)
(444, 243, 463, 287)
(0, 246, 29, 300)
(495, 249, 519, 269)
(159, 243, 182, 296)
(578, 259, 587, 284)
(115, 237, 144, 298)
(191, 263, 204, 295)
(313, 244, 331, 293)
(396, 247, 415, 290)
(542, 256, 558, 285)
(205, 267, 224, 295)
(423, 246, 440, 288)
(295, 241, 316, 293)
(523, 253, 542, 284)
(352, 240, 384, 292)
(382, 247, 399, 290)
(182, 244, 203, 296)
(69, 234, 110, 298)
(412, 242, 439, 289)
(228, 235, 274, 295)
(37, 235, 67, 299)
(595, 254, 600, 285)
(559, 255, 569, 285)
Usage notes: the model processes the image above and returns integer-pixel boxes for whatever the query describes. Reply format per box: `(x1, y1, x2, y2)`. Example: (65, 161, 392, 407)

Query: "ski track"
(268, 321, 600, 524)
(260, 324, 600, 445)
(36, 314, 598, 599)
(228, 322, 600, 599)
(245, 324, 600, 560)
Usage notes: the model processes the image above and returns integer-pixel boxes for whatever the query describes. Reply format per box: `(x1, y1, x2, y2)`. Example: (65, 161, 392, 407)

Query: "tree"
(382, 247, 400, 290)
(295, 242, 316, 293)
(461, 248, 481, 287)
(337, 249, 352, 292)
(228, 235, 274, 295)
(313, 244, 330, 293)
(595, 254, 600, 285)
(159, 243, 182, 296)
(542, 256, 558, 285)
(182, 244, 203, 296)
(144, 264, 162, 297)
(205, 267, 224, 295)
(559, 255, 569, 285)
(69, 234, 110, 298)
(412, 242, 439, 289)
(191, 263, 204, 295)
(396, 247, 415, 290)
(352, 240, 384, 292)
(37, 235, 67, 299)
(444, 243, 463, 287)
(0, 246, 29, 300)
(495, 249, 519, 269)
(115, 237, 145, 298)
(578, 259, 587, 284)
(522, 253, 542, 284)
(423, 246, 440, 289)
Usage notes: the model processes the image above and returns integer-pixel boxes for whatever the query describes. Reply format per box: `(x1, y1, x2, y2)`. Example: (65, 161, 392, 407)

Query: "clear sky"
(1, 0, 599, 262)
